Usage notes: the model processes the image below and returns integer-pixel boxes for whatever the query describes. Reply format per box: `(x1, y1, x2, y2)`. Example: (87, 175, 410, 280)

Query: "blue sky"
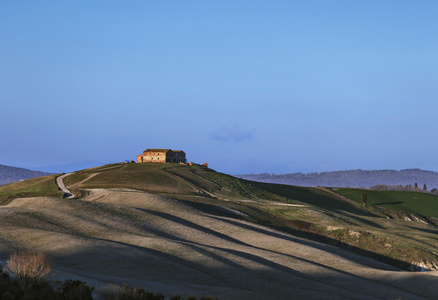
(1, 1, 437, 174)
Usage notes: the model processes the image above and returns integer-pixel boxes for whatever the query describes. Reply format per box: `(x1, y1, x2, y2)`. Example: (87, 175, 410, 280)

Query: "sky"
(1, 1, 437, 174)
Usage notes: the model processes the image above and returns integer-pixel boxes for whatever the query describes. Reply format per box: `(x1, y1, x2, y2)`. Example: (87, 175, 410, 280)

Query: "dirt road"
(56, 173, 74, 198)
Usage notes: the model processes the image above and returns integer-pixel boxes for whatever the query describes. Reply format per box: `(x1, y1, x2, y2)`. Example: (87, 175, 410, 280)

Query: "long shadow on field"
(405, 226, 438, 235)
(227, 181, 386, 230)
(336, 211, 386, 229)
(374, 201, 404, 206)
(250, 182, 371, 215)
(135, 203, 401, 272)
(176, 199, 404, 270)
(137, 208, 252, 248)
(15, 202, 186, 243)
(88, 203, 400, 277)
(198, 243, 422, 299)
(209, 215, 411, 271)
(135, 208, 394, 276)
(0, 205, 429, 298)
(50, 231, 416, 299)
(176, 200, 245, 219)
(49, 221, 433, 300)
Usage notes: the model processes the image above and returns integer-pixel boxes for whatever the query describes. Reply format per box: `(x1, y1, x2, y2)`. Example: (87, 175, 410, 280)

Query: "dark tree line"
(368, 183, 438, 195)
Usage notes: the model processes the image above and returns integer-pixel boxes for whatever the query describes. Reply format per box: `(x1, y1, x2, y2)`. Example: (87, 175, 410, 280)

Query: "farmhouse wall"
(137, 149, 186, 164)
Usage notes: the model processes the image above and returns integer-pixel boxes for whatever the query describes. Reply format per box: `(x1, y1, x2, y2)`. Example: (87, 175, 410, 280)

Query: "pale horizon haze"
(1, 1, 437, 174)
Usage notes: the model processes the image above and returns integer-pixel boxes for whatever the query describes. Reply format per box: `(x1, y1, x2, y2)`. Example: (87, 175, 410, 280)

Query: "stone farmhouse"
(137, 149, 186, 164)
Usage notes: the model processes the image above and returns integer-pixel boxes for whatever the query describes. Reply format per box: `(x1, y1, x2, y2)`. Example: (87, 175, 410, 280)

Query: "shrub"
(98, 283, 164, 300)
(4, 251, 51, 290)
(0, 271, 60, 300)
(58, 279, 94, 300)
(98, 283, 119, 300)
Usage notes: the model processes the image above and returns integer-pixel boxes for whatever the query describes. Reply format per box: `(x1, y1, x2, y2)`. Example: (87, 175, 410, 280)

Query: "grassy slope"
(65, 163, 287, 200)
(2, 163, 438, 270)
(0, 175, 63, 205)
(337, 188, 438, 218)
(64, 163, 438, 270)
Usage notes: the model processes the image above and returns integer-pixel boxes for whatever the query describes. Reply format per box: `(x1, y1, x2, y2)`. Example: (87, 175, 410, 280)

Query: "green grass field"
(0, 175, 63, 205)
(66, 163, 207, 195)
(67, 162, 290, 200)
(337, 188, 438, 218)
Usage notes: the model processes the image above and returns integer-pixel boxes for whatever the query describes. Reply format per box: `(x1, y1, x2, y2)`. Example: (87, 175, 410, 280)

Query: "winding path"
(56, 173, 74, 198)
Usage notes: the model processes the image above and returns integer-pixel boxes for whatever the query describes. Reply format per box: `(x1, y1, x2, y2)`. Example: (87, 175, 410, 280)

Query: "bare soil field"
(0, 189, 437, 299)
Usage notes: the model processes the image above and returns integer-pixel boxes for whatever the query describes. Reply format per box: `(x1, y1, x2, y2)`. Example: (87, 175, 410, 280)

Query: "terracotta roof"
(144, 149, 171, 153)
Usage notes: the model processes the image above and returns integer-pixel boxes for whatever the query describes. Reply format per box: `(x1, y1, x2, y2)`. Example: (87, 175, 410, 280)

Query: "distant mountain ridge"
(0, 164, 53, 186)
(237, 169, 438, 190)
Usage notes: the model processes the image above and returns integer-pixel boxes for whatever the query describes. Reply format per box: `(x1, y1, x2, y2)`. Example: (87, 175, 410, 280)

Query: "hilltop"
(0, 164, 53, 186)
(237, 168, 438, 189)
(0, 162, 438, 299)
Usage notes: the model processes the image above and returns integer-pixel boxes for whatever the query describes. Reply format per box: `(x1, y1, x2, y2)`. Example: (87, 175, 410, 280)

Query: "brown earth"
(0, 189, 437, 299)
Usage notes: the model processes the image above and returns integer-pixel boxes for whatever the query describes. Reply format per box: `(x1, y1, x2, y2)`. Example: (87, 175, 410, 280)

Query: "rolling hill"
(0, 164, 53, 186)
(237, 169, 438, 189)
(1, 162, 438, 299)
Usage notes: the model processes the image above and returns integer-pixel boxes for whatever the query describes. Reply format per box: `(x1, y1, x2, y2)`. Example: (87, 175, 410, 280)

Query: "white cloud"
(210, 126, 255, 142)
